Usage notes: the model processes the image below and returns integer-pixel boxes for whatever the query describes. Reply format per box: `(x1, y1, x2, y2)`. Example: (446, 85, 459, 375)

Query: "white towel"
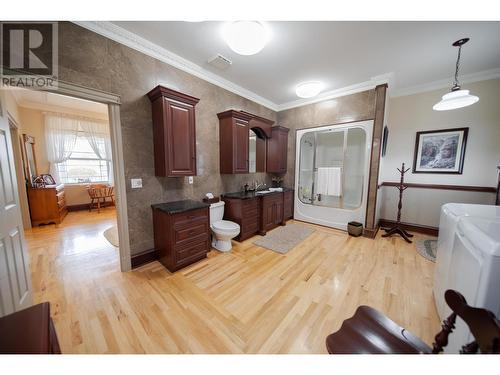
(316, 167, 342, 196)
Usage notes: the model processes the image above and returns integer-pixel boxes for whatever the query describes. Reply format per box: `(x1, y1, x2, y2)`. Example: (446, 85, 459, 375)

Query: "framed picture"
(413, 127, 468, 174)
(41, 174, 56, 185)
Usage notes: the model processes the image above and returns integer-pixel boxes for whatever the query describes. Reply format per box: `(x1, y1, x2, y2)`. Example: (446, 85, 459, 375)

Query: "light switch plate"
(131, 178, 142, 189)
(188, 176, 194, 184)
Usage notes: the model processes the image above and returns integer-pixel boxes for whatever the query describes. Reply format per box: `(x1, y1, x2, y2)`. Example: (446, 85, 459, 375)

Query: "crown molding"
(277, 73, 395, 111)
(73, 21, 279, 111)
(390, 67, 500, 97)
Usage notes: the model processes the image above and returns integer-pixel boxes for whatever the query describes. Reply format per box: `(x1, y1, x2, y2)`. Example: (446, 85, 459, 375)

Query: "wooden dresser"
(28, 184, 67, 226)
(152, 200, 210, 272)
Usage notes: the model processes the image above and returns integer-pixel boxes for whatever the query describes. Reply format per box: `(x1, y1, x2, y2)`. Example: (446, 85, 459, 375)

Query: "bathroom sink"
(255, 190, 273, 195)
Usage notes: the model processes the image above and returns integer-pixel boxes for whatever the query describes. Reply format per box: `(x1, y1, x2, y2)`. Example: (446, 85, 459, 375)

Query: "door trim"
(4, 80, 131, 272)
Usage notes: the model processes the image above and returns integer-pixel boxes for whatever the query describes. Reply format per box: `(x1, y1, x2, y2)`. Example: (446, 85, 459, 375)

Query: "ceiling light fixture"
(433, 38, 479, 111)
(295, 81, 324, 98)
(222, 21, 269, 56)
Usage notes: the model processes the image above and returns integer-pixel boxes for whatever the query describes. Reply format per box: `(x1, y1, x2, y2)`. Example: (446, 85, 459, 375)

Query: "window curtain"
(79, 120, 114, 185)
(44, 115, 79, 184)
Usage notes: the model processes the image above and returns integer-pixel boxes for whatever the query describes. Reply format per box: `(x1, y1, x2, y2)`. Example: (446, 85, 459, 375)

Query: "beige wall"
(380, 78, 500, 227)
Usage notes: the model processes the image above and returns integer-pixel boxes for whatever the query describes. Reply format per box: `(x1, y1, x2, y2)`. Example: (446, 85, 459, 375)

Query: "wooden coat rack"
(382, 162, 414, 243)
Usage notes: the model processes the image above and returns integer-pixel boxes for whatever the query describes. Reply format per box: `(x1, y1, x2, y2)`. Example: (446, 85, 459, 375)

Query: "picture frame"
(412, 127, 468, 174)
(41, 173, 56, 185)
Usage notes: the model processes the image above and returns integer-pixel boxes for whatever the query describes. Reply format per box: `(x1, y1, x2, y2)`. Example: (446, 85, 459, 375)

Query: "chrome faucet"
(255, 181, 267, 191)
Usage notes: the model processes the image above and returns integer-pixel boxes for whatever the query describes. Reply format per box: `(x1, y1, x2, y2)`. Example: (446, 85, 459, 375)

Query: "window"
(57, 132, 109, 184)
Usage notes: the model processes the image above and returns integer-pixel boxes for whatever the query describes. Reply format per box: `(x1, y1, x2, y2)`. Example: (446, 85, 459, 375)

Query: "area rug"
(103, 226, 119, 247)
(415, 239, 437, 262)
(253, 223, 315, 254)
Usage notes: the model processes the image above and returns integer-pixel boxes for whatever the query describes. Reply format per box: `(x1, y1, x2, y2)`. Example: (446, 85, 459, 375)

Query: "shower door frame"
(294, 120, 373, 231)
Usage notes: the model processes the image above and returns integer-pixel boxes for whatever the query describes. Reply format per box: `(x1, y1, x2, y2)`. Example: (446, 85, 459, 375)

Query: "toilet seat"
(212, 220, 240, 234)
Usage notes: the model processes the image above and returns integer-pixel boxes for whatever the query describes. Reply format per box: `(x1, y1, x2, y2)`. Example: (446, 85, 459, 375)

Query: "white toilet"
(209, 201, 240, 252)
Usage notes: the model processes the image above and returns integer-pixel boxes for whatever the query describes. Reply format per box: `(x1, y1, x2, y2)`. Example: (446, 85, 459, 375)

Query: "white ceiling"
(11, 89, 108, 119)
(110, 21, 500, 108)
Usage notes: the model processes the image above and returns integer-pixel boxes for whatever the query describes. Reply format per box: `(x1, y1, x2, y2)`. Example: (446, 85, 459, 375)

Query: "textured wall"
(277, 90, 377, 189)
(57, 23, 276, 255)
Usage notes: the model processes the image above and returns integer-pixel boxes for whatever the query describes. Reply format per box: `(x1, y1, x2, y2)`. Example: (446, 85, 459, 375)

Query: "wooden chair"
(325, 289, 500, 354)
(86, 184, 114, 213)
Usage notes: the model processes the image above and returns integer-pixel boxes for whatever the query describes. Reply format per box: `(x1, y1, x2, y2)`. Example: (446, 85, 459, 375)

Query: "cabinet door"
(234, 119, 249, 173)
(275, 198, 284, 225)
(279, 130, 288, 173)
(165, 99, 196, 176)
(261, 196, 274, 231)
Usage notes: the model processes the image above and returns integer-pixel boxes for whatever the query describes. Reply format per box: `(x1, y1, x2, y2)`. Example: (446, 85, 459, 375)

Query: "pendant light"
(433, 38, 479, 111)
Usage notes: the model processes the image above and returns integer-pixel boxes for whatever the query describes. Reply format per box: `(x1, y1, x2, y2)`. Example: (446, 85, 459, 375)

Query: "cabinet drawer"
(242, 217, 260, 234)
(243, 198, 259, 211)
(173, 209, 208, 228)
(174, 222, 208, 245)
(175, 239, 209, 264)
(56, 190, 65, 202)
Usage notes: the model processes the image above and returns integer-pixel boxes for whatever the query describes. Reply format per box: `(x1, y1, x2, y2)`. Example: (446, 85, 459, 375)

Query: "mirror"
(249, 129, 257, 173)
(22, 134, 37, 186)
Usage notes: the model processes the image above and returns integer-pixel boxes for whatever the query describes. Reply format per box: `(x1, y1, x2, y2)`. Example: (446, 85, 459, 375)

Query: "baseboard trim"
(67, 203, 90, 212)
(378, 219, 439, 237)
(363, 226, 380, 239)
(131, 248, 159, 269)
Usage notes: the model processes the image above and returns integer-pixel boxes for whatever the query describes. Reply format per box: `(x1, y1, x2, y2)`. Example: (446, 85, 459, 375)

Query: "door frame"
(6, 80, 132, 272)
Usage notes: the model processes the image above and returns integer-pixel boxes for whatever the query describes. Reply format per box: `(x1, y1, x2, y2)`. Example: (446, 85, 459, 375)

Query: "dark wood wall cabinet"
(28, 184, 67, 226)
(217, 110, 288, 175)
(217, 110, 253, 174)
(152, 200, 210, 272)
(222, 189, 294, 241)
(147, 85, 200, 177)
(266, 126, 289, 174)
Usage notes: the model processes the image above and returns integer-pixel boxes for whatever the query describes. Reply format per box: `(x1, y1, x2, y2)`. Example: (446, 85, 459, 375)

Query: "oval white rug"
(103, 226, 119, 248)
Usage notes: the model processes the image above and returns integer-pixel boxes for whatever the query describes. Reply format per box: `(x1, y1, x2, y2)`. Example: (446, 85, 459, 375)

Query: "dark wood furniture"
(283, 189, 294, 221)
(147, 85, 200, 177)
(28, 184, 67, 226)
(381, 162, 413, 243)
(86, 183, 114, 213)
(152, 200, 210, 272)
(222, 189, 294, 241)
(325, 289, 500, 354)
(266, 126, 289, 174)
(260, 192, 284, 234)
(0, 302, 61, 354)
(217, 110, 252, 174)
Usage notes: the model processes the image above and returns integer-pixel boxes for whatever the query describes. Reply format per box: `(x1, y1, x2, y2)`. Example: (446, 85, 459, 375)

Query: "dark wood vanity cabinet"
(152, 202, 210, 272)
(222, 197, 261, 241)
(217, 110, 252, 174)
(260, 193, 284, 234)
(147, 85, 200, 177)
(267, 126, 289, 174)
(283, 189, 294, 220)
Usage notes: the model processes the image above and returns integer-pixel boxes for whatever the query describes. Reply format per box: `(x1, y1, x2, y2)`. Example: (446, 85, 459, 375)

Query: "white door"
(0, 96, 33, 317)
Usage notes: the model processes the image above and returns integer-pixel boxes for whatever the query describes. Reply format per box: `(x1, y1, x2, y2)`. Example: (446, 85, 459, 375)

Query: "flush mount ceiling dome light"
(222, 21, 269, 56)
(433, 38, 479, 111)
(295, 81, 324, 98)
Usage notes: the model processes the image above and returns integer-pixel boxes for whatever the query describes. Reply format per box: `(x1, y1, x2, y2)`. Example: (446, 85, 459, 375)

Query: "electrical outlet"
(131, 178, 142, 189)
(188, 176, 194, 184)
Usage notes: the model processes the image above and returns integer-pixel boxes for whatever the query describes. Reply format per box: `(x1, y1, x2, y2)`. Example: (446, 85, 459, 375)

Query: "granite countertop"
(222, 187, 293, 200)
(151, 199, 209, 214)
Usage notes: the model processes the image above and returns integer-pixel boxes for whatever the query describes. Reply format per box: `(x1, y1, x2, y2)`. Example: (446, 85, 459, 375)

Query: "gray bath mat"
(416, 239, 437, 262)
(253, 224, 315, 254)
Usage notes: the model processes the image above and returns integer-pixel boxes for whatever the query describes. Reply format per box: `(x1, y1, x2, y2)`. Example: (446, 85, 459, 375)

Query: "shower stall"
(294, 120, 373, 230)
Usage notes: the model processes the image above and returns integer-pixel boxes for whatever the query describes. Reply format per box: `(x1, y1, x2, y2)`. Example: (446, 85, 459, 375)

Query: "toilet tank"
(209, 201, 225, 224)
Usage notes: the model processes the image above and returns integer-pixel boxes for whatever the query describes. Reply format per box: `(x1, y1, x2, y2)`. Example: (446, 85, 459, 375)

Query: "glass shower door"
(298, 132, 314, 204)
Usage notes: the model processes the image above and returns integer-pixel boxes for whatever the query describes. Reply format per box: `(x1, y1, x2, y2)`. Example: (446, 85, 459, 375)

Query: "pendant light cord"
(454, 45, 462, 89)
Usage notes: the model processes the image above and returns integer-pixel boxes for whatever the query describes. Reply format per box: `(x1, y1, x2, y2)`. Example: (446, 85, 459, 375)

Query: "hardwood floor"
(26, 210, 441, 353)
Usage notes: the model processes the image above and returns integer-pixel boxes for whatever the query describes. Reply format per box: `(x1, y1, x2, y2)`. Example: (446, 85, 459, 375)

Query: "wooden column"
(364, 84, 388, 238)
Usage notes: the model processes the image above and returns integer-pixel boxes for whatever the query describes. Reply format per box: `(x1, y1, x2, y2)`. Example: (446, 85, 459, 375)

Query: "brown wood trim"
(379, 181, 496, 193)
(66, 203, 89, 212)
(379, 219, 439, 237)
(131, 248, 159, 269)
(363, 225, 380, 239)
